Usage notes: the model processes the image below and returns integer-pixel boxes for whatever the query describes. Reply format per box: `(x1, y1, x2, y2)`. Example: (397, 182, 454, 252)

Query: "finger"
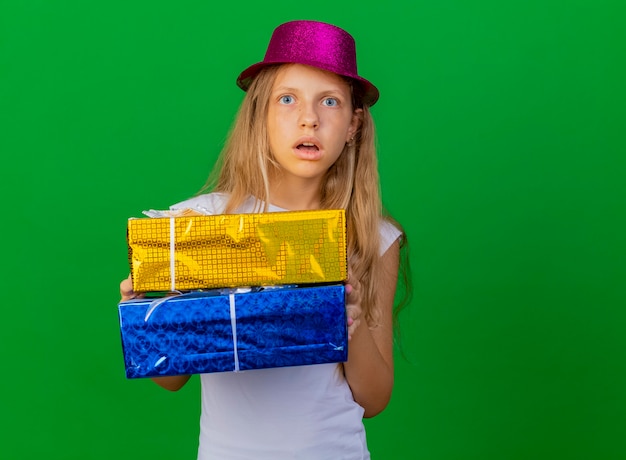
(347, 267, 361, 286)
(120, 274, 140, 301)
(345, 303, 361, 340)
(120, 275, 133, 295)
(347, 318, 359, 341)
(345, 285, 361, 306)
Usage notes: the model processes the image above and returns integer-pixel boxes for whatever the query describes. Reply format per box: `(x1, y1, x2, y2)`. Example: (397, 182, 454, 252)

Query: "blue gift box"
(118, 284, 348, 378)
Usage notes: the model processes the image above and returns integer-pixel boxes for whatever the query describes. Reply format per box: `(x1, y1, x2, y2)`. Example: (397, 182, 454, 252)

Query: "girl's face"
(266, 64, 361, 187)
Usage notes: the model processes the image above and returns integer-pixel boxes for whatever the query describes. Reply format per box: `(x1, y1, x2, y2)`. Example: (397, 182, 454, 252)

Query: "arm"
(343, 239, 399, 418)
(120, 275, 192, 392)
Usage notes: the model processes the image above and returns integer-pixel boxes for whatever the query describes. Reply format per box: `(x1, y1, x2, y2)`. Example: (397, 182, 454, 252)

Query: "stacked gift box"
(118, 209, 349, 378)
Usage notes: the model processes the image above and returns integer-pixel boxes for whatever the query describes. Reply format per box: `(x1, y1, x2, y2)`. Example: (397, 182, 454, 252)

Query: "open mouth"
(296, 142, 320, 152)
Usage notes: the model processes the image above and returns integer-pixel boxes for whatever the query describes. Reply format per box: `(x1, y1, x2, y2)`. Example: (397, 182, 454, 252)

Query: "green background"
(2, 0, 625, 458)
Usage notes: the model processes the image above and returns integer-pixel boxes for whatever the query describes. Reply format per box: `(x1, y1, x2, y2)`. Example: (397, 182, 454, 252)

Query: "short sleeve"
(379, 219, 402, 255)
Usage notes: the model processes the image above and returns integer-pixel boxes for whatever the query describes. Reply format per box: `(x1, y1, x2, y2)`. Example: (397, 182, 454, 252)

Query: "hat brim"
(236, 61, 380, 107)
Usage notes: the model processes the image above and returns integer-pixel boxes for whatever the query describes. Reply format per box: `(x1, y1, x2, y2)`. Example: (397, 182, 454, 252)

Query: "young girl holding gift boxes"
(120, 20, 410, 460)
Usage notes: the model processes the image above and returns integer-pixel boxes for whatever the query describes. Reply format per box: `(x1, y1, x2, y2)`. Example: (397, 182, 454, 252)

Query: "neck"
(268, 175, 323, 211)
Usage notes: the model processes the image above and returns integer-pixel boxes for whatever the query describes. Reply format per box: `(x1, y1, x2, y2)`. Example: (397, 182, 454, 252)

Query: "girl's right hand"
(119, 274, 191, 390)
(120, 274, 143, 302)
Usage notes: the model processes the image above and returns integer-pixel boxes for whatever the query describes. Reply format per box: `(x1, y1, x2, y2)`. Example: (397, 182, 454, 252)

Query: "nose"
(299, 103, 319, 129)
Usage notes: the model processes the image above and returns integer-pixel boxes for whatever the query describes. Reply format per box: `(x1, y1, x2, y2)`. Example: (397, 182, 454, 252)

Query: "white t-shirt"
(170, 193, 401, 460)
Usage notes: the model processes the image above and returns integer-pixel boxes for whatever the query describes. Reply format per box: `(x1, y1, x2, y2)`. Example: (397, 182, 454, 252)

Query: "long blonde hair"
(201, 65, 408, 326)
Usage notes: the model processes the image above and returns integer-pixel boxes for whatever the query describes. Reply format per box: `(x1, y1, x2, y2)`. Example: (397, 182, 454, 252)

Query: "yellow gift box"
(128, 209, 347, 292)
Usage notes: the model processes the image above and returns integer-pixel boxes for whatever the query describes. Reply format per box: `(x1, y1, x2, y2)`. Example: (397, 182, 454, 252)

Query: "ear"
(346, 108, 363, 142)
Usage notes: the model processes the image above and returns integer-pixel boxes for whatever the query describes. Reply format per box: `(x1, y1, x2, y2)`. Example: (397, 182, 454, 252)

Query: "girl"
(120, 20, 409, 459)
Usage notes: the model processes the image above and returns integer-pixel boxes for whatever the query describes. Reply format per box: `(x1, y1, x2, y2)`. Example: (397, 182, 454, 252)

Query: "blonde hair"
(200, 65, 408, 326)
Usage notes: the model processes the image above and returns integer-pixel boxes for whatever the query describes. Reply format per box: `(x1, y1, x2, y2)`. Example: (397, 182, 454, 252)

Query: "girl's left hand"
(345, 273, 363, 341)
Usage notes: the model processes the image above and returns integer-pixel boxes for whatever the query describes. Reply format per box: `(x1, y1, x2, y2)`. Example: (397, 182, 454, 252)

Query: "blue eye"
(279, 95, 294, 104)
(323, 98, 338, 107)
